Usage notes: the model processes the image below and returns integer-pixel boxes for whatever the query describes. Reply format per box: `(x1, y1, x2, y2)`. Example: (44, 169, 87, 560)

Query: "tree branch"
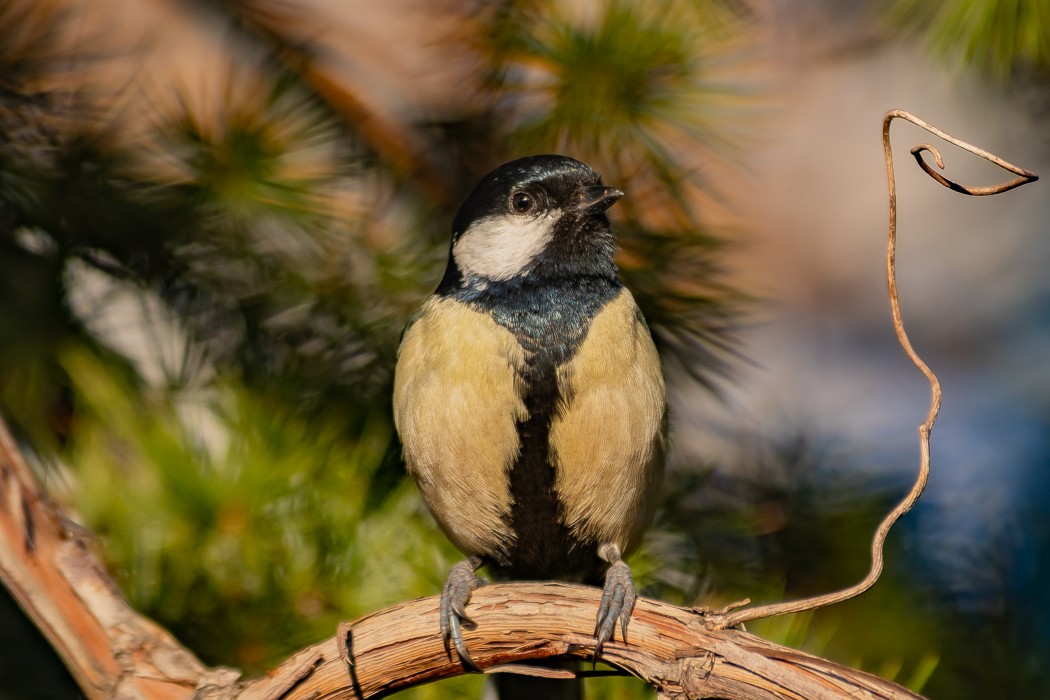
(0, 418, 237, 699)
(315, 583, 925, 700)
(0, 415, 923, 699)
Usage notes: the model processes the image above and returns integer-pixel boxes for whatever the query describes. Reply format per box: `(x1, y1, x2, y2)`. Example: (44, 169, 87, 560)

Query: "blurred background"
(1, 0, 1048, 698)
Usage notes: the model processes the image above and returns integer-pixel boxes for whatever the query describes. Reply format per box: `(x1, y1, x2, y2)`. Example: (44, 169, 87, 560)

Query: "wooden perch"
(324, 584, 925, 700)
(0, 416, 923, 699)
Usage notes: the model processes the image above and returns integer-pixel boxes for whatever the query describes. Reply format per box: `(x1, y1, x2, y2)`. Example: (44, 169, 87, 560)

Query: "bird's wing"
(550, 288, 667, 553)
(393, 296, 527, 557)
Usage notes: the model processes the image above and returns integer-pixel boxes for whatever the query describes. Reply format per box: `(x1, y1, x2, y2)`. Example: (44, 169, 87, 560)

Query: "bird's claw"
(593, 559, 637, 661)
(440, 556, 484, 671)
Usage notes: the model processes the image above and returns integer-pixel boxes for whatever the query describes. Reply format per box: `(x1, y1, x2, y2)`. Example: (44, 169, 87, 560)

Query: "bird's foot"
(593, 544, 637, 661)
(440, 556, 485, 671)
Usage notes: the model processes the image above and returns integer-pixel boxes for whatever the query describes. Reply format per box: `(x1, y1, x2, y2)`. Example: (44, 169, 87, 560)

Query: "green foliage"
(499, 0, 744, 162)
(486, 0, 751, 387)
(889, 0, 1050, 77)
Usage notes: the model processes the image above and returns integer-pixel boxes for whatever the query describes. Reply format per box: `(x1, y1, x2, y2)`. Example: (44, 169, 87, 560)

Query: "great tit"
(393, 155, 667, 671)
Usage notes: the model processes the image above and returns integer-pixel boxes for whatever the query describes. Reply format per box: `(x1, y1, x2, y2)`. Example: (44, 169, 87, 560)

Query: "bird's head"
(440, 155, 623, 291)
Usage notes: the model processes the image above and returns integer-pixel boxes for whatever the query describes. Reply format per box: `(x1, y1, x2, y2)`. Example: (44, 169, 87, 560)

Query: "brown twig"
(705, 109, 1039, 631)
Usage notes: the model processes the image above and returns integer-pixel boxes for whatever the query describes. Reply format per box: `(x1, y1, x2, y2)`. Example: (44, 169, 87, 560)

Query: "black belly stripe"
(444, 275, 622, 580)
(503, 343, 575, 579)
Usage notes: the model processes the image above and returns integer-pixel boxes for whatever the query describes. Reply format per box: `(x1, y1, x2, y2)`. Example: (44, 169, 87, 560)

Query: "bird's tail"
(489, 660, 583, 700)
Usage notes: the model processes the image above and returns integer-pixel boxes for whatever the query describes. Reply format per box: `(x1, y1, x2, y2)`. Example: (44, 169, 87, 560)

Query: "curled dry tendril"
(704, 109, 1039, 630)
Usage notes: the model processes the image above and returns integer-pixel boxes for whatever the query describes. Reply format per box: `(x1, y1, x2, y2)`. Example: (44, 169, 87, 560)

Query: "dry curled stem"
(705, 109, 1039, 631)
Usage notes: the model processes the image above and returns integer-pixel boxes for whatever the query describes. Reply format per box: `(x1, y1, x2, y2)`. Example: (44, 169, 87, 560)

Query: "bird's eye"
(511, 191, 534, 213)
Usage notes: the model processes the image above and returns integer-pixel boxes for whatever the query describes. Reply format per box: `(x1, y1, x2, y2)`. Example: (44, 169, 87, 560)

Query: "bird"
(392, 154, 667, 686)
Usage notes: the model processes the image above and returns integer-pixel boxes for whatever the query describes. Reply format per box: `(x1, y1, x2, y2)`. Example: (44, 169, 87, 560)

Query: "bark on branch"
(0, 417, 923, 699)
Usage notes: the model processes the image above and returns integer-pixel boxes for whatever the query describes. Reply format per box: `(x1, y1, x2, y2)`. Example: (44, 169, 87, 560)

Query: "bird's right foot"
(440, 556, 485, 671)
(594, 543, 637, 661)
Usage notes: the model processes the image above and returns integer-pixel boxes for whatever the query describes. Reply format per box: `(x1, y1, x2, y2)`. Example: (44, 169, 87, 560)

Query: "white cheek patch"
(454, 210, 561, 280)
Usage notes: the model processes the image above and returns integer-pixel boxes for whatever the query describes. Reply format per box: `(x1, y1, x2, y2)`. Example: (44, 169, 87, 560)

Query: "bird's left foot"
(594, 544, 637, 660)
(440, 556, 485, 671)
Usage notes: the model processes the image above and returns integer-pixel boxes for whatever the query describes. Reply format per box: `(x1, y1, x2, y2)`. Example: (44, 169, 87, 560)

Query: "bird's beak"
(574, 185, 624, 213)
